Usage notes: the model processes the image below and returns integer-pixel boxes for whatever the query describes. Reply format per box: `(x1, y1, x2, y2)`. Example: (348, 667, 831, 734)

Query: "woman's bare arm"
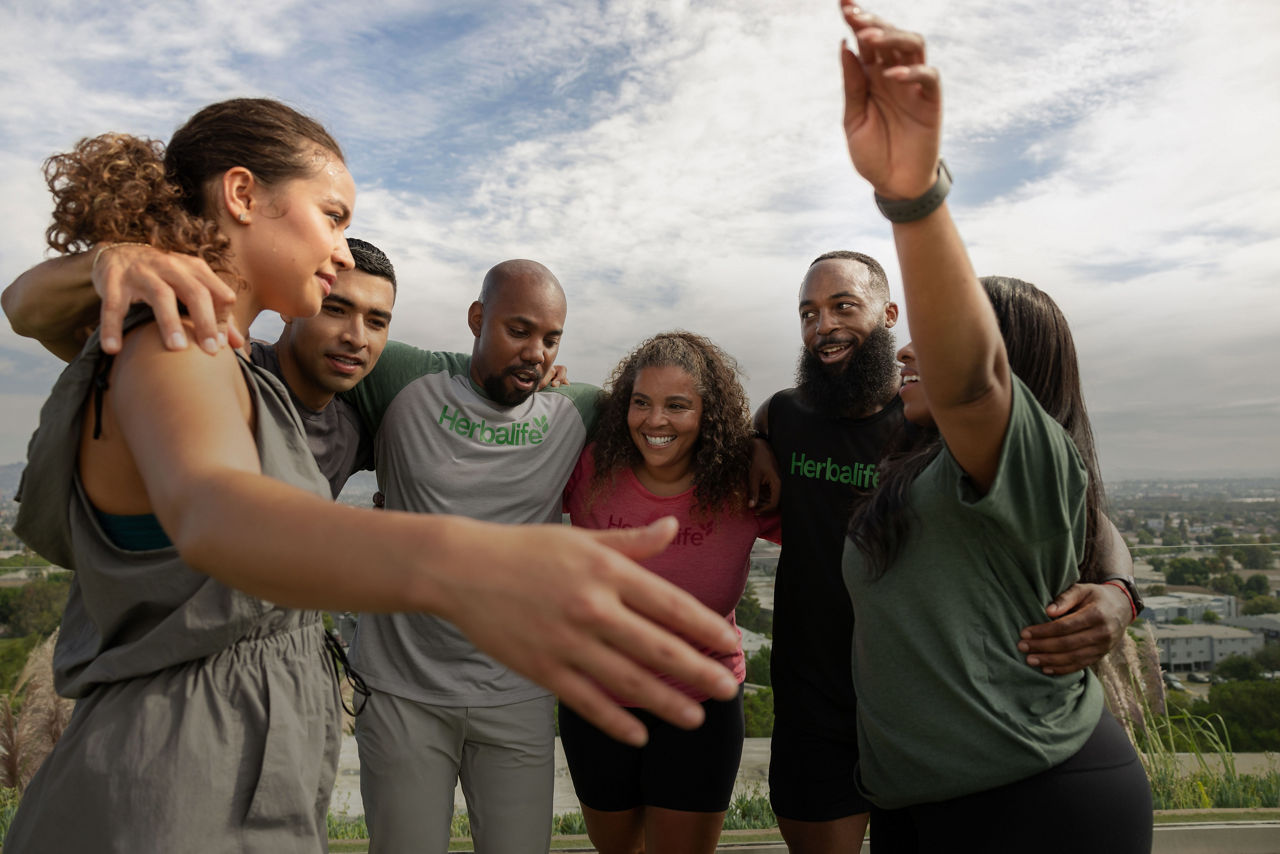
(2, 245, 240, 361)
(102, 326, 738, 746)
(839, 5, 1011, 491)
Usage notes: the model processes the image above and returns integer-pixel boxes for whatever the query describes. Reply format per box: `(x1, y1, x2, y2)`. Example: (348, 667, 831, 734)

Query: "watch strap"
(875, 159, 952, 223)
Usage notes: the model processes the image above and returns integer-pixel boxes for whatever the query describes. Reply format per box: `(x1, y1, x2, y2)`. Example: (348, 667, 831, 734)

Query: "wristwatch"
(1102, 574, 1145, 618)
(874, 159, 952, 223)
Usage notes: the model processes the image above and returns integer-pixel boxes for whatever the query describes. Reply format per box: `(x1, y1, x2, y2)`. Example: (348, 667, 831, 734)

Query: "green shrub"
(722, 786, 777, 830)
(552, 811, 587, 834)
(325, 810, 368, 840)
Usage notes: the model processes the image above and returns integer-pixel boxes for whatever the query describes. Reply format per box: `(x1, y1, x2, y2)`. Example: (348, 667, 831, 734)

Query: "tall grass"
(0, 631, 73, 793)
(1108, 623, 1280, 810)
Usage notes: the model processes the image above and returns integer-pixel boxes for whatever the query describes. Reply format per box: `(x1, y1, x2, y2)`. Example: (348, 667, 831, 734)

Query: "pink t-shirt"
(564, 445, 782, 702)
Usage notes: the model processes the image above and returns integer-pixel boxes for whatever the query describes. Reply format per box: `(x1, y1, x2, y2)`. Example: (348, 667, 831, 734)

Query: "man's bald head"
(478, 259, 566, 309)
(467, 259, 568, 407)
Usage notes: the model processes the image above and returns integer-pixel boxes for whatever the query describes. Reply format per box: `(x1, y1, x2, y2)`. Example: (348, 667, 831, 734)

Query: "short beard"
(797, 323, 900, 417)
(483, 367, 539, 407)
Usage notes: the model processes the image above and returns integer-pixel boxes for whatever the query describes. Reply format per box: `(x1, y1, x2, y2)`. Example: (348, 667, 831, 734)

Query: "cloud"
(1, 0, 1277, 476)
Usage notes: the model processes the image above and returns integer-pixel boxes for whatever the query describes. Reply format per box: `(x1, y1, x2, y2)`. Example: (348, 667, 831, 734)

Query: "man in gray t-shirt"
(347, 260, 597, 854)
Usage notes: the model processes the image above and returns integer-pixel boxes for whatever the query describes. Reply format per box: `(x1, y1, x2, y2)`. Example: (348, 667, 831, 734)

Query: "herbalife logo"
(438, 405, 549, 446)
(789, 451, 878, 488)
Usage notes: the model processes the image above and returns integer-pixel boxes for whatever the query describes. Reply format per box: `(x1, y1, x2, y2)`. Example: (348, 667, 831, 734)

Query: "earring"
(238, 212, 249, 223)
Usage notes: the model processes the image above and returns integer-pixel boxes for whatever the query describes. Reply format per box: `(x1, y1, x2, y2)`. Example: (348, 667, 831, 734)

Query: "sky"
(1, 0, 1278, 480)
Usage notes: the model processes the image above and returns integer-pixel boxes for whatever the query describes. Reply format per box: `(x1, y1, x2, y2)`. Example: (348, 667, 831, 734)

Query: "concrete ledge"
(1152, 821, 1280, 854)
(550, 822, 1280, 853)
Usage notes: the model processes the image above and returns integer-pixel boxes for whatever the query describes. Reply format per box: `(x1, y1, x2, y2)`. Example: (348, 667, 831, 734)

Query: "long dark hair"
(43, 98, 344, 273)
(849, 276, 1107, 581)
(590, 331, 753, 519)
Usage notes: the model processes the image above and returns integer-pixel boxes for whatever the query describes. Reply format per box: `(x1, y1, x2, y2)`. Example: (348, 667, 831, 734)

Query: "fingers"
(1021, 604, 1097, 640)
(1043, 583, 1091, 618)
(96, 268, 129, 355)
(840, 39, 869, 130)
(552, 671, 651, 747)
(93, 246, 236, 354)
(1020, 602, 1115, 674)
(843, 6, 926, 64)
(540, 364, 569, 390)
(553, 642, 715, 743)
(590, 516, 679, 561)
(591, 587, 739, 698)
(883, 64, 941, 100)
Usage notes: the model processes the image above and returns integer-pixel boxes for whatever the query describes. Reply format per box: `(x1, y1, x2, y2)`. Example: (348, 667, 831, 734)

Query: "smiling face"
(232, 153, 356, 321)
(467, 264, 566, 407)
(627, 364, 703, 491)
(895, 341, 935, 427)
(277, 267, 395, 410)
(799, 258, 897, 370)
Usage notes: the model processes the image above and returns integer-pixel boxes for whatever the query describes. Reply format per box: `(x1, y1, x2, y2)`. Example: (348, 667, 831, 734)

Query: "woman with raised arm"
(3, 101, 739, 851)
(835, 6, 1152, 852)
(561, 331, 780, 854)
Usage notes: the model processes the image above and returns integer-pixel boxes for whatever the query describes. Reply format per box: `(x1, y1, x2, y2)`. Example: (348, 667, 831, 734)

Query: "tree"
(9, 579, 71, 638)
(1166, 557, 1209, 587)
(743, 688, 774, 737)
(1170, 616, 1193, 625)
(1201, 609, 1220, 624)
(1147, 557, 1167, 574)
(1199, 555, 1227, 575)
(1254, 644, 1280, 672)
(1214, 655, 1263, 682)
(745, 645, 771, 687)
(1210, 526, 1236, 545)
(1243, 573, 1272, 598)
(1136, 528, 1154, 546)
(1209, 574, 1241, 596)
(1203, 681, 1280, 751)
(735, 584, 772, 637)
(1238, 546, 1275, 571)
(1145, 584, 1166, 596)
(1242, 596, 1280, 616)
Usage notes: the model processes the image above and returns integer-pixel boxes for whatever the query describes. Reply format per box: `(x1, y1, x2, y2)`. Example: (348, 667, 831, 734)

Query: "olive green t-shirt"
(842, 377, 1102, 809)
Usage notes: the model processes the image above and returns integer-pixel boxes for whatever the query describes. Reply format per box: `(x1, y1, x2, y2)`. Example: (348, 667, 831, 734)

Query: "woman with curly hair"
(2, 103, 742, 852)
(560, 331, 781, 854)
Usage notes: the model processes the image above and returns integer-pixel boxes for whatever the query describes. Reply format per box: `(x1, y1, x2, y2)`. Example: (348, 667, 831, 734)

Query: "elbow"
(1, 284, 32, 336)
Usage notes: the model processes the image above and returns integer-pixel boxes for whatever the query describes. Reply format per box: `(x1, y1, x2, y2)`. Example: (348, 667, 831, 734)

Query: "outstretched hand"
(839, 3, 941, 199)
(94, 244, 242, 354)
(437, 517, 740, 746)
(1018, 582, 1132, 675)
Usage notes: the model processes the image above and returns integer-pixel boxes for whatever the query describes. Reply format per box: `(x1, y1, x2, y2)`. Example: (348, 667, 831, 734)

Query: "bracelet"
(874, 159, 952, 223)
(1103, 579, 1140, 620)
(91, 241, 144, 274)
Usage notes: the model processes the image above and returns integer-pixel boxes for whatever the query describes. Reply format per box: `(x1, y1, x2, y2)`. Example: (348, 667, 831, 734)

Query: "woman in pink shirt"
(562, 331, 781, 854)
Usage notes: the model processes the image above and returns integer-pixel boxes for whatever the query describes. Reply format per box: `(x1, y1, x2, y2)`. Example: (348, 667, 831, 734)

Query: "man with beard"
(754, 251, 1134, 853)
(344, 259, 600, 854)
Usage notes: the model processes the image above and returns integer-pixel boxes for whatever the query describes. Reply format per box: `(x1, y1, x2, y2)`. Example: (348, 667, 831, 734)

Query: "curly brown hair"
(42, 98, 344, 275)
(590, 331, 754, 519)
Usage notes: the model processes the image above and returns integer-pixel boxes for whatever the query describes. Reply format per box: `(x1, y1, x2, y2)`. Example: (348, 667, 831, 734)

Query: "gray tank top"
(14, 309, 332, 698)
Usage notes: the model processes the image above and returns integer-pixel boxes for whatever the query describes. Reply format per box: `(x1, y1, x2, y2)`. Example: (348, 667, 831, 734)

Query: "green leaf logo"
(535, 414, 550, 433)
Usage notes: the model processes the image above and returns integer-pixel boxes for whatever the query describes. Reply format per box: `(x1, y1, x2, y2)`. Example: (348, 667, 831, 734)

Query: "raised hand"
(838, 3, 941, 199)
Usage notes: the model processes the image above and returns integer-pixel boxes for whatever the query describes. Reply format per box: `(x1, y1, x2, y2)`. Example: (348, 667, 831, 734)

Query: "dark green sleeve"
(342, 341, 471, 436)
(546, 382, 603, 434)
